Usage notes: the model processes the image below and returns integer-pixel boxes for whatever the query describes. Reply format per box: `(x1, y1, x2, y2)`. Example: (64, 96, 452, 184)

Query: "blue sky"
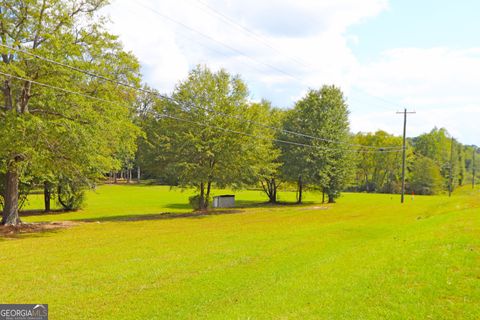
(350, 0, 480, 61)
(104, 0, 480, 145)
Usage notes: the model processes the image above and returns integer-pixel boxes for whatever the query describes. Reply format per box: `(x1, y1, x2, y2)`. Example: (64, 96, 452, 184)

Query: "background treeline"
(135, 66, 479, 206)
(135, 66, 354, 209)
(352, 128, 479, 195)
(1, 0, 478, 225)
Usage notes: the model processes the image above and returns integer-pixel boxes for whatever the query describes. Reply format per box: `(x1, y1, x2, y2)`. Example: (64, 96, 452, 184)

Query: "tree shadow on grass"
(20, 209, 67, 217)
(78, 200, 319, 223)
(235, 200, 316, 208)
(0, 221, 79, 241)
(78, 209, 247, 223)
(8, 200, 323, 239)
(162, 203, 192, 210)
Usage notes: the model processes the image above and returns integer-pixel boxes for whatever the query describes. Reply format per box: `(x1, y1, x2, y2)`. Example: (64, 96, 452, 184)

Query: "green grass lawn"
(1, 184, 480, 319)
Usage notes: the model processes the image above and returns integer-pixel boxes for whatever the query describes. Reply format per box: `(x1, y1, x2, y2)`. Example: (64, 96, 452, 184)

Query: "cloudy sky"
(103, 0, 480, 145)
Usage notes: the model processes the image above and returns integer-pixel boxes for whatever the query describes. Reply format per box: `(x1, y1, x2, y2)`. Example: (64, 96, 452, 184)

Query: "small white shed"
(212, 195, 235, 208)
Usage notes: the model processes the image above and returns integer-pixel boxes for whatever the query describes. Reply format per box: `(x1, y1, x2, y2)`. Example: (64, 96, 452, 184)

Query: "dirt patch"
(0, 221, 80, 238)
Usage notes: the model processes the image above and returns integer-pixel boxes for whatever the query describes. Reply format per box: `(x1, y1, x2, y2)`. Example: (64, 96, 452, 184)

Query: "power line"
(132, 0, 303, 83)
(0, 71, 126, 106)
(192, 0, 310, 70)
(0, 43, 403, 150)
(0, 71, 401, 154)
(159, 112, 402, 154)
(188, 0, 403, 111)
(0, 43, 151, 96)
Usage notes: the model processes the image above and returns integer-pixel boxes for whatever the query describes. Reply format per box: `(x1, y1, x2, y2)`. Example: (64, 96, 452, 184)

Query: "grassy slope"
(22, 185, 302, 222)
(1, 185, 479, 319)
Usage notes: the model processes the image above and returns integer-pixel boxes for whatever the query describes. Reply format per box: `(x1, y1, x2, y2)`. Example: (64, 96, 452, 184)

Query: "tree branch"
(29, 108, 91, 125)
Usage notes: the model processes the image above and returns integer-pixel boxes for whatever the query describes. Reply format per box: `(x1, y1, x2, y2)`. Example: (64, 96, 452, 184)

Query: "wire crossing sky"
(1, 44, 403, 151)
(102, 0, 480, 146)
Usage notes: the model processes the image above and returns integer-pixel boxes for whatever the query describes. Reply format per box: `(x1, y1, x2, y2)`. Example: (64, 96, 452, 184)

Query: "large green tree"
(0, 0, 141, 225)
(409, 156, 443, 195)
(279, 86, 353, 203)
(140, 66, 277, 210)
(413, 128, 463, 193)
(353, 131, 404, 193)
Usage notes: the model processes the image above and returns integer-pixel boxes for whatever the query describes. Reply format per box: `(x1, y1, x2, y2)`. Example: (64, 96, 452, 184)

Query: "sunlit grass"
(1, 185, 479, 319)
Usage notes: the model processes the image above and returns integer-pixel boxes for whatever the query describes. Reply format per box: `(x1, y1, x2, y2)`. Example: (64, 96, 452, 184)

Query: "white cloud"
(103, 0, 387, 95)
(102, 0, 480, 145)
(352, 47, 480, 145)
(355, 48, 480, 103)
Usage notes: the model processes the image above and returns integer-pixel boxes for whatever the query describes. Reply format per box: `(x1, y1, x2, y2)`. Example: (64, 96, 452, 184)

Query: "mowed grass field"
(1, 184, 480, 319)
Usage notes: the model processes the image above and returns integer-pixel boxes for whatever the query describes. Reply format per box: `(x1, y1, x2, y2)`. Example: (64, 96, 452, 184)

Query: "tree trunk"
(297, 175, 303, 204)
(199, 182, 205, 210)
(322, 190, 325, 204)
(3, 78, 13, 109)
(328, 194, 336, 203)
(261, 178, 277, 203)
(44, 181, 51, 212)
(127, 169, 131, 183)
(114, 172, 118, 184)
(205, 181, 212, 209)
(137, 166, 141, 183)
(271, 178, 277, 203)
(2, 165, 21, 225)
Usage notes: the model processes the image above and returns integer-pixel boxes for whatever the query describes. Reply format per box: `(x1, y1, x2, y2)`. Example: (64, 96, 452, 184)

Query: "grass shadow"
(20, 209, 68, 217)
(74, 200, 320, 223)
(163, 203, 192, 210)
(0, 222, 78, 241)
(235, 200, 316, 208)
(78, 209, 246, 223)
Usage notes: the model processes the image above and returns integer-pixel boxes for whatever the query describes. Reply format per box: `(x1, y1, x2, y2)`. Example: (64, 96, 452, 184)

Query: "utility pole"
(472, 148, 476, 189)
(449, 137, 455, 197)
(397, 109, 416, 203)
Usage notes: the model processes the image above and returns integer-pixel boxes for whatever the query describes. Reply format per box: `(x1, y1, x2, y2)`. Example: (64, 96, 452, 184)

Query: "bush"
(57, 178, 86, 210)
(188, 194, 210, 210)
(409, 157, 443, 195)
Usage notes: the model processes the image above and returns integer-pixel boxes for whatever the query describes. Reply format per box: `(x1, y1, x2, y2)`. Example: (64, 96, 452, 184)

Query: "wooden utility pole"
(397, 109, 416, 203)
(449, 137, 455, 197)
(473, 148, 476, 189)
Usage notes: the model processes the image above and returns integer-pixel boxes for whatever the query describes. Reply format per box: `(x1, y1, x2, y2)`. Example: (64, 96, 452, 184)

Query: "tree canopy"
(0, 0, 142, 224)
(138, 66, 278, 209)
(279, 86, 353, 203)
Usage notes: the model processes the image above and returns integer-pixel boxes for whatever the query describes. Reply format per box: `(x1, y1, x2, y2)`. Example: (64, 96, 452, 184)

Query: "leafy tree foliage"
(56, 176, 86, 211)
(353, 131, 404, 193)
(138, 66, 278, 210)
(409, 157, 443, 195)
(279, 86, 353, 203)
(256, 103, 283, 203)
(412, 128, 463, 193)
(0, 0, 142, 225)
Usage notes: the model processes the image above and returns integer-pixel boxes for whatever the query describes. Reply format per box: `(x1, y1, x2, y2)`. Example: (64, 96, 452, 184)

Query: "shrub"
(188, 194, 210, 210)
(409, 157, 443, 195)
(57, 178, 86, 211)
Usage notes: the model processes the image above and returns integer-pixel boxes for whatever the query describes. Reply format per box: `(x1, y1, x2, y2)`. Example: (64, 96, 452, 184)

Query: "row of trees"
(1, 1, 477, 225)
(0, 0, 141, 225)
(352, 128, 479, 195)
(137, 66, 354, 208)
(136, 67, 479, 202)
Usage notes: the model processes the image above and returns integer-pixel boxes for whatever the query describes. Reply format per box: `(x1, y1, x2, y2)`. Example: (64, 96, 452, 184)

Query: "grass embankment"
(1, 185, 479, 319)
